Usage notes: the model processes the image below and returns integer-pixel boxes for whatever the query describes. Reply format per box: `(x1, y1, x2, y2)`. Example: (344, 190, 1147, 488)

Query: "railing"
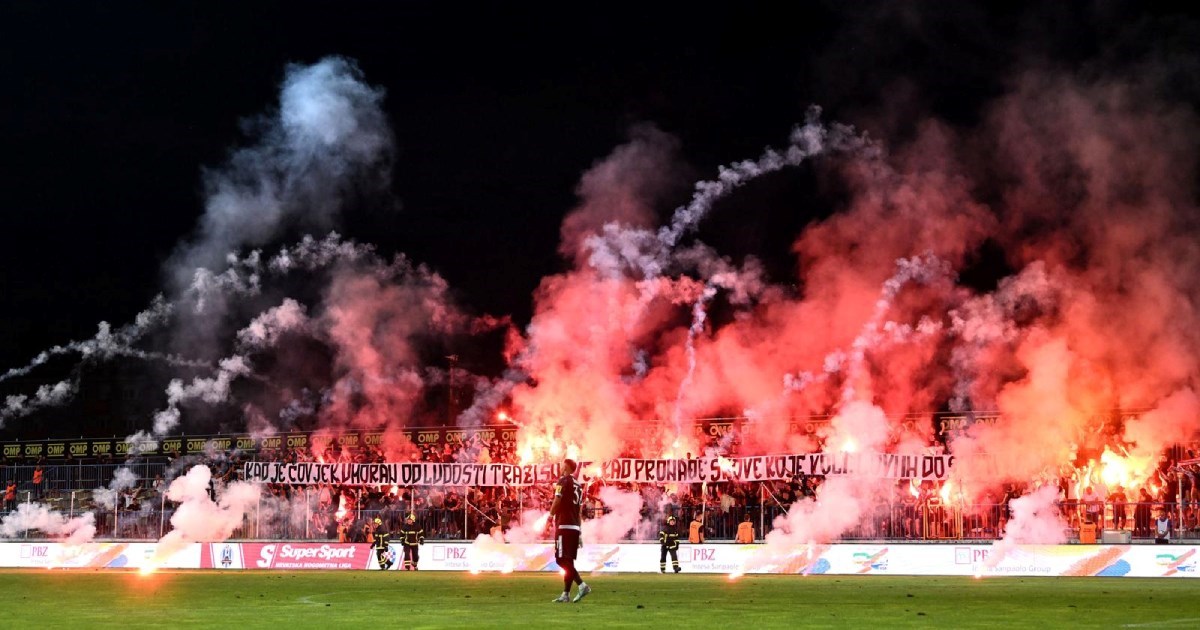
(3, 496, 1193, 543)
(2, 463, 1194, 542)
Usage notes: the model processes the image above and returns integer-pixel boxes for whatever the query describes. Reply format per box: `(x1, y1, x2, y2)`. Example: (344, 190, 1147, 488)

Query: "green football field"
(3, 569, 1196, 629)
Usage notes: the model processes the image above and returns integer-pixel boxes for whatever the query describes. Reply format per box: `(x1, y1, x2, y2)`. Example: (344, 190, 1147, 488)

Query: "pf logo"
(256, 544, 277, 568)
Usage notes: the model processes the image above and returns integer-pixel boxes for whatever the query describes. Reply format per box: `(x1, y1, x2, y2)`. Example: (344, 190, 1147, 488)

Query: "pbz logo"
(445, 547, 467, 560)
(22, 545, 49, 558)
(690, 548, 716, 563)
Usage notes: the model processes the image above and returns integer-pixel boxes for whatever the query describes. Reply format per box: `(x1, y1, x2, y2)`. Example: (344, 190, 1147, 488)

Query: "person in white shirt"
(1154, 509, 1173, 544)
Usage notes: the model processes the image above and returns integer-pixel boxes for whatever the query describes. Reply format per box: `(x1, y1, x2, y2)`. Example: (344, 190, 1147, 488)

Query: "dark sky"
(1, 1, 1196, 438)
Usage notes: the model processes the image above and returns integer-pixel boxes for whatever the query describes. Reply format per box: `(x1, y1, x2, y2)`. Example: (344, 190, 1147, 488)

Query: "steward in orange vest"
(689, 514, 705, 543)
(736, 515, 755, 543)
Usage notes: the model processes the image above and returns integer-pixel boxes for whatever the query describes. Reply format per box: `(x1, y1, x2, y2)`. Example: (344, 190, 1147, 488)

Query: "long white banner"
(242, 452, 954, 486)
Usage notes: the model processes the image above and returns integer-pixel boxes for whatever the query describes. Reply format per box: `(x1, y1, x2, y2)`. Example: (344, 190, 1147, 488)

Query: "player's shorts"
(555, 527, 580, 561)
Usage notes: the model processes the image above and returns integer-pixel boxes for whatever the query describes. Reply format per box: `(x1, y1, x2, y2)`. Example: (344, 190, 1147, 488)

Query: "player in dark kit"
(659, 515, 682, 573)
(371, 517, 394, 570)
(550, 458, 591, 603)
(399, 513, 424, 570)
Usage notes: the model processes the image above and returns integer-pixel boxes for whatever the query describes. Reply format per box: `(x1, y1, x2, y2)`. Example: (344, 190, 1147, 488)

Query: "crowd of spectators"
(2, 434, 1198, 543)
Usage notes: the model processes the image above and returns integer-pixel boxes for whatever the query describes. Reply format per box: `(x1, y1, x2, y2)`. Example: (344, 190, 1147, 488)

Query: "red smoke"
(501, 66, 1200, 514)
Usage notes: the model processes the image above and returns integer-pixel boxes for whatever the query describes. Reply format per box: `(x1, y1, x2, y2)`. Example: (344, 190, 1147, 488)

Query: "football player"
(549, 458, 591, 603)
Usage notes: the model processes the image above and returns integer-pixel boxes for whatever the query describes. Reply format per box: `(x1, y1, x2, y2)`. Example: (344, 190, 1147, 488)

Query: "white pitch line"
(1122, 618, 1200, 628)
(296, 592, 341, 606)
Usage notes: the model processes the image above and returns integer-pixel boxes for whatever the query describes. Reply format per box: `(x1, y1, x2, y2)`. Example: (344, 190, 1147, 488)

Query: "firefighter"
(400, 513, 424, 570)
(659, 515, 682, 573)
(371, 517, 394, 570)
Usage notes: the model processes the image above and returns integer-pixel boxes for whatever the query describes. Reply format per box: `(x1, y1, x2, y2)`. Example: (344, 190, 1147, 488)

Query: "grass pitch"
(3, 569, 1196, 629)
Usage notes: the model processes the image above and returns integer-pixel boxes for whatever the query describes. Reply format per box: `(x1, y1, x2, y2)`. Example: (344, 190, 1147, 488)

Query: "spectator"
(1135, 488, 1153, 537)
(1082, 486, 1102, 525)
(1155, 509, 1173, 544)
(1109, 486, 1128, 530)
(444, 490, 462, 537)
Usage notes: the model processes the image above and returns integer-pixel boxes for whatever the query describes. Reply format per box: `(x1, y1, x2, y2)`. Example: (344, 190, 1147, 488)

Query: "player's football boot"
(552, 593, 571, 603)
(572, 584, 591, 603)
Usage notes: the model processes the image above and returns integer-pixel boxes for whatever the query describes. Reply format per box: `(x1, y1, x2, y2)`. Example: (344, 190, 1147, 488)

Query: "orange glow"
(534, 512, 551, 530)
(728, 571, 743, 581)
(939, 481, 953, 502)
(389, 484, 399, 496)
(716, 456, 736, 474)
(515, 429, 583, 465)
(139, 564, 157, 576)
(1099, 447, 1153, 490)
(335, 495, 348, 520)
(909, 480, 920, 498)
(496, 411, 510, 422)
(839, 437, 858, 453)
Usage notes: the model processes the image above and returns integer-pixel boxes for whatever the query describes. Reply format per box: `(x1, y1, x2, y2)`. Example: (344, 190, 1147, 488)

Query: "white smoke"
(169, 57, 394, 287)
(236, 298, 310, 347)
(93, 467, 140, 510)
(0, 503, 97, 546)
(2, 380, 77, 424)
(581, 486, 644, 543)
(658, 107, 870, 249)
(499, 509, 552, 544)
(151, 356, 253, 435)
(0, 296, 207, 427)
(986, 484, 1067, 569)
(149, 465, 261, 566)
(583, 108, 871, 281)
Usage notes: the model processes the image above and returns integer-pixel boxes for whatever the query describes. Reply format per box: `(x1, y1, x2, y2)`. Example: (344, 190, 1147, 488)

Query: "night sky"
(1, 1, 1197, 440)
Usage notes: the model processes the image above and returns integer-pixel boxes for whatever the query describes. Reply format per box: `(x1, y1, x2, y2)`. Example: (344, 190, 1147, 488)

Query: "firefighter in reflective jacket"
(400, 513, 424, 570)
(659, 515, 682, 573)
(371, 518, 394, 570)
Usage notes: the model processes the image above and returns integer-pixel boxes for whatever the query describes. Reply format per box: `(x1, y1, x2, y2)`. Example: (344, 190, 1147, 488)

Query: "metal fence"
(1, 463, 1194, 542)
